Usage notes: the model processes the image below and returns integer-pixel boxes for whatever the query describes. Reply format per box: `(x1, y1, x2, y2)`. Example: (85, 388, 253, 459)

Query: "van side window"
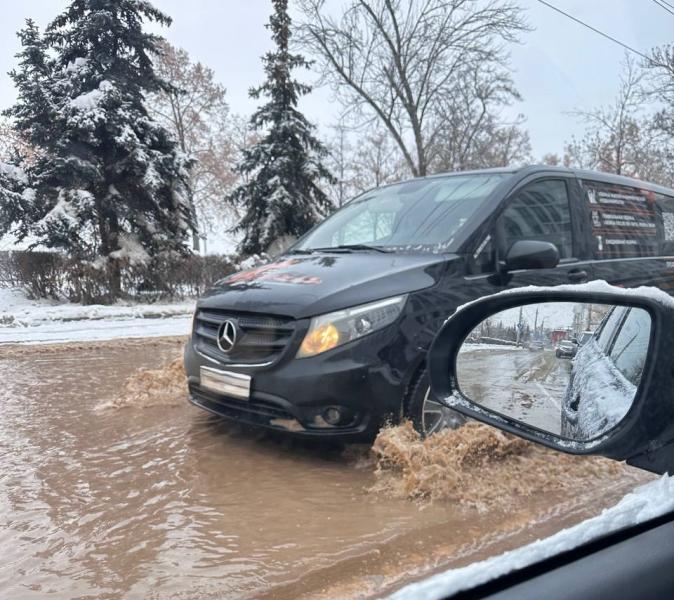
(501, 179, 573, 259)
(583, 180, 659, 258)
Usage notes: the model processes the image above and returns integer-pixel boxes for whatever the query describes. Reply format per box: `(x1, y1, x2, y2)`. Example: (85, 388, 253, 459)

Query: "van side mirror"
(505, 240, 560, 271)
(428, 285, 674, 475)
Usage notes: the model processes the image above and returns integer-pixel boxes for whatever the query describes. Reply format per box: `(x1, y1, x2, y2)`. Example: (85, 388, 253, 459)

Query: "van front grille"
(194, 309, 296, 364)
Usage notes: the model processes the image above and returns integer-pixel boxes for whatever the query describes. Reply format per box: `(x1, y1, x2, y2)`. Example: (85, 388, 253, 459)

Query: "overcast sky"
(0, 1, 671, 159)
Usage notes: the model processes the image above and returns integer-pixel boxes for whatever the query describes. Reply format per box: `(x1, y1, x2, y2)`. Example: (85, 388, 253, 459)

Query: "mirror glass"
(456, 302, 651, 442)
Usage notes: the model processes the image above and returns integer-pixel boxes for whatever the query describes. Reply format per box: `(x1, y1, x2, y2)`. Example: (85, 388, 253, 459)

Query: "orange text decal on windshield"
(226, 259, 322, 286)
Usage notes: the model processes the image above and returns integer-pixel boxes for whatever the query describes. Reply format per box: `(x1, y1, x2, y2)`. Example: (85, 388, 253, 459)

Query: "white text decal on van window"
(583, 180, 659, 259)
(473, 234, 491, 260)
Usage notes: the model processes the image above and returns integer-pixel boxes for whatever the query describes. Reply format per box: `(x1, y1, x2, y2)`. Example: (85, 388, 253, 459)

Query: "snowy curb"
(2, 303, 195, 328)
(0, 287, 194, 344)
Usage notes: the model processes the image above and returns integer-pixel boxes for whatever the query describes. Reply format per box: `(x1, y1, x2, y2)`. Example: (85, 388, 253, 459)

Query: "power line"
(535, 0, 653, 64)
(658, 0, 674, 11)
(652, 0, 674, 16)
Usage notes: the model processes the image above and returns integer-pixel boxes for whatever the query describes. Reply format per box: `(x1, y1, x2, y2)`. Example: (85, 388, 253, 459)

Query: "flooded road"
(458, 346, 572, 434)
(0, 339, 651, 599)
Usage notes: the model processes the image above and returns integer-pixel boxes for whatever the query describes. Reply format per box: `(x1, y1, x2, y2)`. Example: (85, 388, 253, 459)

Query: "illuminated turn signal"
(299, 323, 340, 357)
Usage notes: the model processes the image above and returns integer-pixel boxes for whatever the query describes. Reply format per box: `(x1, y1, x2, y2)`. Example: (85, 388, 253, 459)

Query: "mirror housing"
(428, 284, 674, 474)
(504, 240, 560, 271)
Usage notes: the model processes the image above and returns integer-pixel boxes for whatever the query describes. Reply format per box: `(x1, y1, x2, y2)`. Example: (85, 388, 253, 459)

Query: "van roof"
(422, 165, 674, 196)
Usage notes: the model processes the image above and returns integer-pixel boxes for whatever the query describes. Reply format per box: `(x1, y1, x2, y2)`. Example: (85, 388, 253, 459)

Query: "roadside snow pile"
(390, 474, 674, 600)
(370, 421, 629, 509)
(99, 357, 187, 410)
(0, 287, 193, 344)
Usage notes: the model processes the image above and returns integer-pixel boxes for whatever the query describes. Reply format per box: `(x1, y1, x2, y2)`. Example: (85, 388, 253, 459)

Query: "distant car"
(561, 306, 651, 440)
(555, 339, 576, 358)
(577, 330, 594, 346)
(528, 340, 545, 351)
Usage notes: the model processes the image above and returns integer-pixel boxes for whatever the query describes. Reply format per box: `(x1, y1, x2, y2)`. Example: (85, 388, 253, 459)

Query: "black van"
(184, 165, 674, 441)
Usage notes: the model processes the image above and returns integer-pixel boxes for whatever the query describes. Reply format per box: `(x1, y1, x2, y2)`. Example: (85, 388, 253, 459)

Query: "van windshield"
(295, 173, 506, 253)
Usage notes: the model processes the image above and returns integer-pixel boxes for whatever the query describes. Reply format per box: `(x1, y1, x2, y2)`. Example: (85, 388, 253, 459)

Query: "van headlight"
(297, 295, 407, 358)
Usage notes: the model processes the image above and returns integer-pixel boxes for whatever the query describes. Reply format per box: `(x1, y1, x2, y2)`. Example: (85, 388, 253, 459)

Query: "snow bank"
(390, 475, 674, 599)
(0, 287, 193, 344)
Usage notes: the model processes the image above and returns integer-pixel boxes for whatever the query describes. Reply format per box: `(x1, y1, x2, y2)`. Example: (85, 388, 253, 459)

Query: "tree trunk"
(188, 189, 200, 252)
(107, 213, 122, 301)
(108, 259, 122, 301)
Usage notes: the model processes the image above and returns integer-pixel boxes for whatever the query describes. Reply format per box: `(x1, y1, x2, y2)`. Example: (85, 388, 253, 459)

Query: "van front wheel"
(407, 368, 466, 437)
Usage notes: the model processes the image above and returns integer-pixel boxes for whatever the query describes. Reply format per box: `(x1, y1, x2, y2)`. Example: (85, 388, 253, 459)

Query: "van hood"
(199, 252, 456, 319)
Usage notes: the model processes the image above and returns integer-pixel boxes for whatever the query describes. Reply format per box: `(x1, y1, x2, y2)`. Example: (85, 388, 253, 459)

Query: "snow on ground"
(390, 475, 674, 600)
(0, 287, 193, 344)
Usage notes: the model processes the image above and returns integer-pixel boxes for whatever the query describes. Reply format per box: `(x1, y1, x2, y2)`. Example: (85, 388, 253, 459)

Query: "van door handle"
(567, 269, 588, 283)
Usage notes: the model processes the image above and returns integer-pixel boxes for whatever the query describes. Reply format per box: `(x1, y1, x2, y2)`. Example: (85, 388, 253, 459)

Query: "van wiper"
(311, 244, 392, 253)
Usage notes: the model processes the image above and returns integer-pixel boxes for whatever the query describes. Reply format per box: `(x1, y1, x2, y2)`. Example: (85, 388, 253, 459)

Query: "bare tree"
(428, 60, 530, 171)
(351, 125, 409, 190)
(325, 120, 409, 205)
(298, 0, 529, 177)
(325, 121, 354, 207)
(540, 152, 562, 166)
(564, 56, 648, 177)
(326, 119, 408, 203)
(646, 45, 674, 146)
(148, 41, 238, 251)
(0, 116, 37, 165)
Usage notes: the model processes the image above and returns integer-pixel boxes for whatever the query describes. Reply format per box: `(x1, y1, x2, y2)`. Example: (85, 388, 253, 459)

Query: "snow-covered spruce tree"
(0, 162, 29, 239)
(3, 2, 193, 298)
(228, 0, 334, 256)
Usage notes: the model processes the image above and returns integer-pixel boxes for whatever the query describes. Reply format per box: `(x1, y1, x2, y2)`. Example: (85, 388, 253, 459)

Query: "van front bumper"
(183, 334, 406, 443)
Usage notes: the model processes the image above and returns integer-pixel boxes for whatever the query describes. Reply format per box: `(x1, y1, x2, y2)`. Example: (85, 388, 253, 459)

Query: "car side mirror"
(428, 284, 674, 475)
(504, 240, 560, 271)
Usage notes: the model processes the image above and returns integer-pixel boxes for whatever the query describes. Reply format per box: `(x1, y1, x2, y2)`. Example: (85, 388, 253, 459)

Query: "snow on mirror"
(456, 302, 651, 442)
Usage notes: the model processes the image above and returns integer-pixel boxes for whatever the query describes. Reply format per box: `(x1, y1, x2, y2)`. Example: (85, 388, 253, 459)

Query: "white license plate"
(200, 367, 251, 400)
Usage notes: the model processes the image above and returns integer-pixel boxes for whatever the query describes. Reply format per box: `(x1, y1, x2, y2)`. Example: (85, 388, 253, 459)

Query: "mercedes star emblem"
(217, 319, 238, 353)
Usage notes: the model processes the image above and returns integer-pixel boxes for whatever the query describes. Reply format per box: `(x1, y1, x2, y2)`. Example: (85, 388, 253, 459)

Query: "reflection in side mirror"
(456, 302, 651, 442)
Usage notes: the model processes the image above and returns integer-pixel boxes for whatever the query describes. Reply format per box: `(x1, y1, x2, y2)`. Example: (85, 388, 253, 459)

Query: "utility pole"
(586, 304, 593, 330)
(516, 306, 524, 347)
(534, 306, 539, 334)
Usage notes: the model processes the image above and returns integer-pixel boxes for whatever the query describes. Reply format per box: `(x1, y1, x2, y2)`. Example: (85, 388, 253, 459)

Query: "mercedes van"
(184, 165, 674, 441)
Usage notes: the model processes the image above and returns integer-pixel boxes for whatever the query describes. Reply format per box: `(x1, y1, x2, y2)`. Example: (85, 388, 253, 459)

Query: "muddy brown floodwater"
(0, 338, 653, 599)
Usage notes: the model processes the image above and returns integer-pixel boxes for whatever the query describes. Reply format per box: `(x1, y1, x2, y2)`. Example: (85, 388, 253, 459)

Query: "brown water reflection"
(0, 339, 650, 599)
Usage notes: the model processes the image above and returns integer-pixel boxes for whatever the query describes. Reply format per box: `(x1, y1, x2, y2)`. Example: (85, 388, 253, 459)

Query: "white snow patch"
(109, 234, 150, 266)
(70, 80, 113, 110)
(0, 161, 27, 184)
(0, 287, 193, 344)
(64, 57, 88, 73)
(447, 280, 674, 327)
(390, 475, 674, 600)
(567, 338, 636, 439)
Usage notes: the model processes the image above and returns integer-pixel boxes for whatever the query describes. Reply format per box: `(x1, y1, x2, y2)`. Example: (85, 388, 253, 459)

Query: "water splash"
(369, 421, 627, 510)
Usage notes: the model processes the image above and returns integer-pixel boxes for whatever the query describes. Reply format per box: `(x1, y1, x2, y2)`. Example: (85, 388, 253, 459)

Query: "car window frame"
(463, 174, 583, 275)
(498, 177, 576, 260)
(596, 306, 630, 354)
(607, 307, 652, 385)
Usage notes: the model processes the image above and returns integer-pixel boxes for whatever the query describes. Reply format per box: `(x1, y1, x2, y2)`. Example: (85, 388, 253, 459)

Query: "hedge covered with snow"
(0, 250, 234, 304)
